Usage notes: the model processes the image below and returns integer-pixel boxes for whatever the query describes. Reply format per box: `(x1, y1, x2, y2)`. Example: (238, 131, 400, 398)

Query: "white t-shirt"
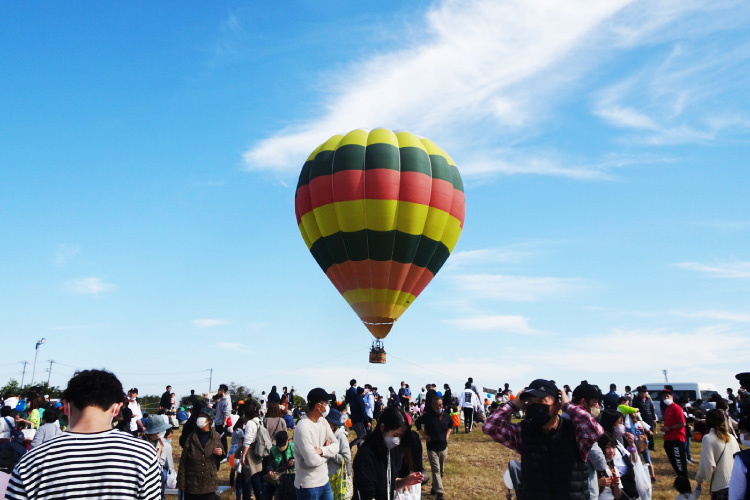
(128, 400, 143, 432)
(0, 416, 15, 439)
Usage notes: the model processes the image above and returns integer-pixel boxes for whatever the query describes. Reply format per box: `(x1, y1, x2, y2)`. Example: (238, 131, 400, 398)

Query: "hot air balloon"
(294, 128, 465, 363)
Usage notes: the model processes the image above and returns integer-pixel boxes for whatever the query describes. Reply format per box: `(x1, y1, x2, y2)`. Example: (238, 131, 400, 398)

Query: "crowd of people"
(1, 371, 749, 500)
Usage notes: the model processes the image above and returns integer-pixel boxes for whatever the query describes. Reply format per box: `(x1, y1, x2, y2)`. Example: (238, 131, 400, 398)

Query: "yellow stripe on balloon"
(334, 199, 367, 233)
(422, 207, 450, 242)
(420, 138, 456, 167)
(367, 128, 399, 147)
(442, 216, 463, 251)
(343, 288, 416, 308)
(395, 202, 429, 234)
(365, 199, 398, 231)
(395, 131, 428, 151)
(298, 222, 313, 250)
(300, 212, 322, 248)
(336, 129, 369, 149)
(312, 203, 339, 238)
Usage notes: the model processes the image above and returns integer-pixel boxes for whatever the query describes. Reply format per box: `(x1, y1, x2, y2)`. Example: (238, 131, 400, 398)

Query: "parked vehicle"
(640, 382, 719, 421)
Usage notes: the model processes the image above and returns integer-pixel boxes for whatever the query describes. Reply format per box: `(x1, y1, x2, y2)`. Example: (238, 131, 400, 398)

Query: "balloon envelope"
(295, 128, 465, 339)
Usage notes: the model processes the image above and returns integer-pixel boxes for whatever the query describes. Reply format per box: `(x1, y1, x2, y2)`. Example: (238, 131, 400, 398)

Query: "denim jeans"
(241, 471, 263, 500)
(295, 482, 334, 500)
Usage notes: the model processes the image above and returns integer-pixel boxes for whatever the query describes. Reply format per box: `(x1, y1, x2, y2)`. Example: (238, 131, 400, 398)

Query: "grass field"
(171, 423, 708, 499)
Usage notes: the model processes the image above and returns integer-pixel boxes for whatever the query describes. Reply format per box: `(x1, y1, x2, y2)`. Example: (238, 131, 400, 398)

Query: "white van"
(640, 382, 720, 421)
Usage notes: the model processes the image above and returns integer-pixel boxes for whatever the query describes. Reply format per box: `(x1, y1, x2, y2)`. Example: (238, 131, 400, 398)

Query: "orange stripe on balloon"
(398, 171, 432, 204)
(450, 189, 466, 227)
(429, 178, 454, 213)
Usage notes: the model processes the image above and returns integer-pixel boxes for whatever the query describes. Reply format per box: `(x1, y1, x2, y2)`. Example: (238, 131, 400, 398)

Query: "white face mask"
(614, 424, 626, 437)
(157, 431, 166, 439)
(589, 406, 601, 418)
(384, 435, 400, 449)
(663, 398, 673, 406)
(319, 404, 330, 418)
(196, 417, 208, 429)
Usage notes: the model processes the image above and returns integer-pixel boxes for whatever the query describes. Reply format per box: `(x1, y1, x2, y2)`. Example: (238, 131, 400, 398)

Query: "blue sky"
(1, 1, 749, 401)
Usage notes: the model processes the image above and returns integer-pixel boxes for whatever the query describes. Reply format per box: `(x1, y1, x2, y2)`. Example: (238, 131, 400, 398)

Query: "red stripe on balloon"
(308, 174, 334, 208)
(332, 170, 365, 203)
(295, 184, 313, 224)
(364, 169, 400, 200)
(429, 178, 454, 213)
(450, 189, 466, 227)
(398, 171, 432, 204)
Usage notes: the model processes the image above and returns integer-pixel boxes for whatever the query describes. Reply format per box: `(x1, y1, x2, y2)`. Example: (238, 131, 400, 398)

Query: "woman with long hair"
(695, 409, 740, 499)
(264, 402, 287, 445)
(352, 405, 424, 500)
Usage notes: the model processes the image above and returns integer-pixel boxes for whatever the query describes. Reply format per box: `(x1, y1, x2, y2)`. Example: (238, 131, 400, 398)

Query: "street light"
(30, 338, 46, 386)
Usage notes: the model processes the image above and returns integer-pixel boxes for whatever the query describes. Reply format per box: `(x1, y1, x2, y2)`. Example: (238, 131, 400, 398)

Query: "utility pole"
(30, 338, 46, 386)
(20, 361, 29, 387)
(46, 360, 55, 385)
(662, 369, 669, 384)
(209, 368, 213, 393)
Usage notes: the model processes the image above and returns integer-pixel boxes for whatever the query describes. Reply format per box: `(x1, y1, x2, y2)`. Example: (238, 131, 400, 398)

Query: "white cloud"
(449, 274, 585, 302)
(444, 315, 540, 335)
(193, 319, 230, 328)
(674, 260, 750, 278)
(54, 244, 81, 267)
(242, 0, 634, 175)
(218, 342, 242, 350)
(67, 277, 117, 295)
(673, 309, 750, 323)
(446, 247, 535, 269)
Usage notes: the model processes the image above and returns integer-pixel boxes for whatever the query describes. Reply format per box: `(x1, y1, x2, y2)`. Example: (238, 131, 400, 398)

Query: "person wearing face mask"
(144, 415, 174, 499)
(728, 416, 750, 499)
(5, 369, 161, 500)
(632, 386, 657, 452)
(694, 409, 740, 499)
(293, 388, 339, 500)
(353, 405, 424, 500)
(415, 396, 452, 500)
(571, 382, 610, 499)
(662, 389, 689, 477)
(482, 378, 603, 500)
(177, 406, 226, 500)
(598, 410, 642, 499)
(127, 387, 146, 436)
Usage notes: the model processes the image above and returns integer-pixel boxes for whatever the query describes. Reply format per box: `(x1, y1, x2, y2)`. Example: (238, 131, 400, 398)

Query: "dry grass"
(170, 424, 707, 499)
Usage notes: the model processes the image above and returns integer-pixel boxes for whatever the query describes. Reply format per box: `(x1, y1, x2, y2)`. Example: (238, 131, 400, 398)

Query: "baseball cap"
(572, 382, 602, 402)
(523, 379, 559, 399)
(307, 388, 333, 407)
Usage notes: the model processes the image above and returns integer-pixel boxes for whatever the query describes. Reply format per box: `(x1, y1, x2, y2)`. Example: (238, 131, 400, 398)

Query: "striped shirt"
(5, 429, 161, 499)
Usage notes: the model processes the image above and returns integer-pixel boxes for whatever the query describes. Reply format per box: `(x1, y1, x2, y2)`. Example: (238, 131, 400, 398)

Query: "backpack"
(252, 420, 273, 458)
(0, 441, 25, 474)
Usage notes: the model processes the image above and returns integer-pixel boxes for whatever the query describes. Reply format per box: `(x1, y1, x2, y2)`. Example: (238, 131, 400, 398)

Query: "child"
(633, 413, 656, 482)
(29, 408, 62, 449)
(229, 416, 246, 488)
(673, 476, 700, 500)
(449, 405, 461, 435)
(596, 433, 623, 500)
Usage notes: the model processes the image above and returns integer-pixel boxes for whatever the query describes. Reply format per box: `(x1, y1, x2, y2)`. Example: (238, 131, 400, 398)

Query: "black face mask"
(526, 403, 552, 426)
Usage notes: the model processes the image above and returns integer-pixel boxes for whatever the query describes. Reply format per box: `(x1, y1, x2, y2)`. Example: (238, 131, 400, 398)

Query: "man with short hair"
(345, 379, 357, 406)
(398, 382, 411, 409)
(483, 379, 603, 500)
(349, 387, 367, 449)
(363, 384, 375, 431)
(632, 386, 657, 451)
(159, 385, 172, 412)
(661, 389, 688, 477)
(415, 396, 452, 500)
(293, 388, 338, 500)
(128, 388, 146, 436)
(603, 383, 619, 410)
(6, 369, 161, 499)
(459, 382, 480, 433)
(214, 384, 232, 451)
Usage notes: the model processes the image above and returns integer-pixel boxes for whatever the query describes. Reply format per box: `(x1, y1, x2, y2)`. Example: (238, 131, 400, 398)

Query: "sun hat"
(144, 415, 172, 435)
(325, 408, 343, 427)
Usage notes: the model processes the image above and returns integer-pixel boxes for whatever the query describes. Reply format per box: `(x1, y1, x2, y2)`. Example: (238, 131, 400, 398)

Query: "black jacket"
(415, 410, 451, 452)
(350, 394, 366, 424)
(353, 440, 401, 500)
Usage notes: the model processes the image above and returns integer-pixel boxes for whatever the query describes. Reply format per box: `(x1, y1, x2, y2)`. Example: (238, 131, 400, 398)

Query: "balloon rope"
(387, 352, 464, 383)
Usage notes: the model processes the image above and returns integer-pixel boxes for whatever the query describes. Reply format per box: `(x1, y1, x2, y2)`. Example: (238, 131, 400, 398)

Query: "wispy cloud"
(446, 247, 535, 269)
(54, 244, 81, 267)
(674, 260, 750, 278)
(193, 319, 230, 328)
(67, 277, 117, 295)
(218, 342, 242, 350)
(242, 0, 635, 175)
(448, 274, 586, 302)
(444, 315, 541, 335)
(672, 309, 750, 323)
(242, 1, 745, 179)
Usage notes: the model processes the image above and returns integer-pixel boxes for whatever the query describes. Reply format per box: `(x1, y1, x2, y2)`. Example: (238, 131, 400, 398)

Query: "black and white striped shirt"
(5, 429, 161, 499)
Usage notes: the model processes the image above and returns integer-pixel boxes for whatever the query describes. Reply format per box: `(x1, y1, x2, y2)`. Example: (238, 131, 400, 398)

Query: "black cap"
(307, 388, 333, 407)
(572, 382, 602, 402)
(524, 379, 559, 399)
(736, 373, 750, 387)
